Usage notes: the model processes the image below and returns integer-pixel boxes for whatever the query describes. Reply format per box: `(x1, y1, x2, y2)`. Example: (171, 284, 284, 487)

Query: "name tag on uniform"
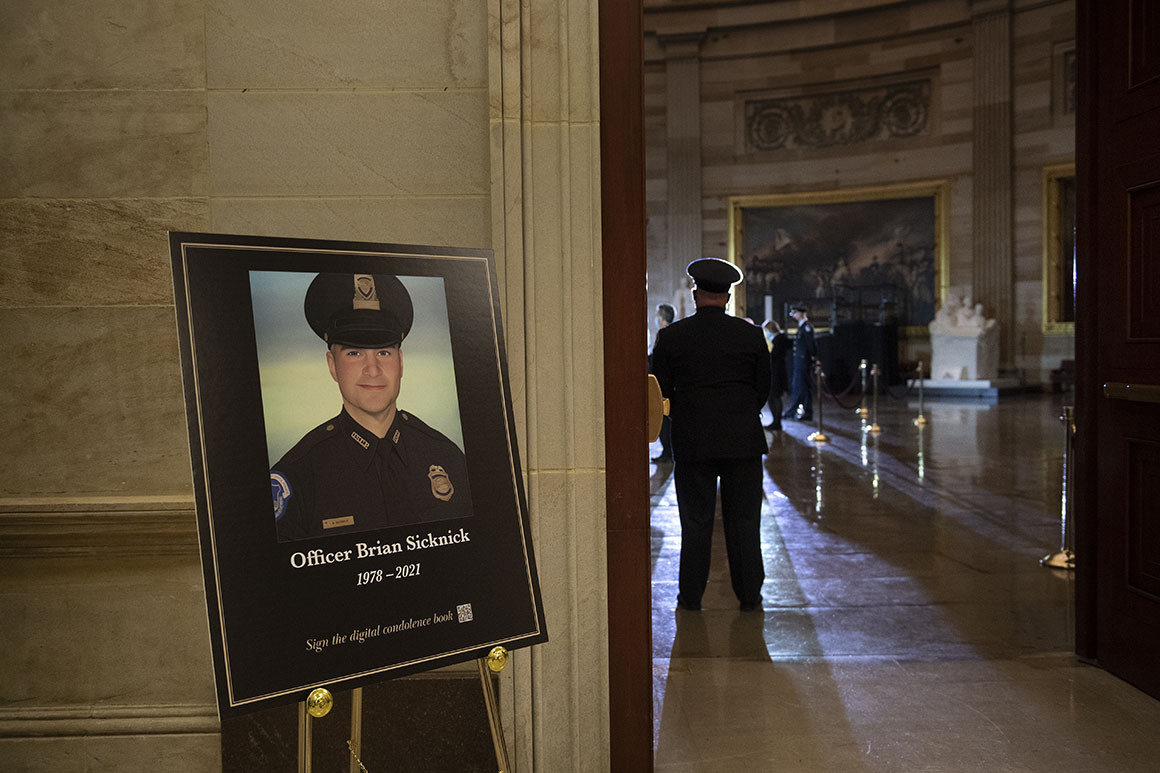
(322, 516, 355, 530)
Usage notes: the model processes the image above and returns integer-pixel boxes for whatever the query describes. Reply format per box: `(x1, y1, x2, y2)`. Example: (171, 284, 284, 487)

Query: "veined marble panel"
(0, 199, 209, 309)
(0, 733, 220, 773)
(0, 92, 208, 199)
(0, 0, 205, 90)
(207, 0, 486, 89)
(0, 307, 192, 497)
(526, 0, 598, 124)
(209, 196, 490, 248)
(207, 91, 489, 197)
(0, 555, 215, 705)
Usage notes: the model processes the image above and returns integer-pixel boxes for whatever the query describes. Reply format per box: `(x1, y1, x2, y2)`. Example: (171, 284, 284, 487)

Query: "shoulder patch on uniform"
(271, 471, 292, 521)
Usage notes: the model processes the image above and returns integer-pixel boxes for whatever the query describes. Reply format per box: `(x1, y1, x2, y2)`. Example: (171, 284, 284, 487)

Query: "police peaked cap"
(686, 257, 742, 293)
(304, 272, 414, 348)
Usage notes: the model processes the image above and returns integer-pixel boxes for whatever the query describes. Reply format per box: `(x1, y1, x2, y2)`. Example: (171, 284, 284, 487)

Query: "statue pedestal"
(930, 328, 999, 381)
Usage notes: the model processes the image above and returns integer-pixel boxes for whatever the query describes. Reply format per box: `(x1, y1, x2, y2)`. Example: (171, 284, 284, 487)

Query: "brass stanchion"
(479, 647, 512, 773)
(867, 364, 882, 435)
(1041, 406, 1076, 570)
(913, 362, 928, 426)
(808, 359, 829, 444)
(916, 420, 926, 482)
(857, 359, 869, 417)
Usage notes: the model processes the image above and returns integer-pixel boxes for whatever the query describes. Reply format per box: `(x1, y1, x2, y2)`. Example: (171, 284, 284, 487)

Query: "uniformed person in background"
(783, 304, 818, 421)
(651, 258, 771, 612)
(271, 272, 473, 542)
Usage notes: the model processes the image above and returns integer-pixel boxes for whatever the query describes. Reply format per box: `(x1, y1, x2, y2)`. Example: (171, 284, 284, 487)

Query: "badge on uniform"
(428, 465, 454, 501)
(271, 472, 292, 520)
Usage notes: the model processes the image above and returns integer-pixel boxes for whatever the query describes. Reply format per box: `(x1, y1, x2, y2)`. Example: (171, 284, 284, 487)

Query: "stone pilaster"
(490, 0, 609, 769)
(971, 0, 1015, 366)
(657, 32, 705, 319)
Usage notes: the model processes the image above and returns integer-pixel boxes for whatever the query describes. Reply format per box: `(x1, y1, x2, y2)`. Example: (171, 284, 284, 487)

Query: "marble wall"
(644, 0, 1075, 381)
(1, 0, 607, 769)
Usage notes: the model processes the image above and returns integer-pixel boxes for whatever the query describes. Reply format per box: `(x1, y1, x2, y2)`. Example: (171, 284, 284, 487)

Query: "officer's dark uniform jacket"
(792, 320, 817, 365)
(272, 407, 472, 541)
(651, 306, 771, 461)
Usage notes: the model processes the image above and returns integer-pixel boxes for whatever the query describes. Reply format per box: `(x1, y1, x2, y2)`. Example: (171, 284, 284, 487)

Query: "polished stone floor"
(650, 392, 1160, 771)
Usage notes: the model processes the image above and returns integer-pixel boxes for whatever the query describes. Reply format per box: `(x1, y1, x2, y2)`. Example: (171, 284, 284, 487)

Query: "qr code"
(457, 603, 473, 623)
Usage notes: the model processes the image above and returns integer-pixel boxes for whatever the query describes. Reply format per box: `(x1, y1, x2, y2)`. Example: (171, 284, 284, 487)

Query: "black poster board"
(169, 232, 547, 718)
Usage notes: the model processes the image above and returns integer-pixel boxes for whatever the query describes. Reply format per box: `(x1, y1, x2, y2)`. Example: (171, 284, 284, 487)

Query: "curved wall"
(645, 0, 1075, 380)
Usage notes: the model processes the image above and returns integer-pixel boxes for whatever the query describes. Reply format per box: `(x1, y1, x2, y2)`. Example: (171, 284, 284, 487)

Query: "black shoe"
(676, 596, 701, 611)
(651, 454, 673, 463)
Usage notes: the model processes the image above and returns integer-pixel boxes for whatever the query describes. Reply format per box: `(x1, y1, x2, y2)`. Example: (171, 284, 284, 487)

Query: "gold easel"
(296, 646, 512, 773)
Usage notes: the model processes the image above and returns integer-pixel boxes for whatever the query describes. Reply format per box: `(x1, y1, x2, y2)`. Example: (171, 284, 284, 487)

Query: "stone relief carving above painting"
(744, 78, 931, 152)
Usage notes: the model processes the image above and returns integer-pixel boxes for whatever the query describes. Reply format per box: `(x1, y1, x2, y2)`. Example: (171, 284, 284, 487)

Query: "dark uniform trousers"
(651, 305, 771, 608)
(674, 456, 764, 606)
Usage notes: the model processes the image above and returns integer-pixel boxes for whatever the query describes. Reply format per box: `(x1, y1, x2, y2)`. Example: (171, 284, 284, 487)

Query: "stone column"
(971, 0, 1015, 367)
(657, 33, 705, 319)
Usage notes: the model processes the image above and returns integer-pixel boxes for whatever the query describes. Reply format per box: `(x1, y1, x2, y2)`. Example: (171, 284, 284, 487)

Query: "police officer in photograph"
(650, 258, 771, 612)
(271, 272, 472, 542)
(783, 304, 818, 421)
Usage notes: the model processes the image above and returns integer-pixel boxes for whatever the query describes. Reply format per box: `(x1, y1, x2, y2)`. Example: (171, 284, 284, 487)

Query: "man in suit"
(783, 304, 818, 421)
(649, 303, 676, 462)
(762, 320, 792, 432)
(651, 258, 771, 612)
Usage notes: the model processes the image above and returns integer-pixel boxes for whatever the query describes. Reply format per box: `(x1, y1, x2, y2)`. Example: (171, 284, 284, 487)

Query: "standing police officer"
(271, 272, 473, 542)
(783, 304, 817, 421)
(651, 258, 771, 611)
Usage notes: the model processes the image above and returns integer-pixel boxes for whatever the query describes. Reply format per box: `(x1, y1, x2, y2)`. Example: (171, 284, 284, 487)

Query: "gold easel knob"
(486, 646, 509, 673)
(306, 688, 333, 718)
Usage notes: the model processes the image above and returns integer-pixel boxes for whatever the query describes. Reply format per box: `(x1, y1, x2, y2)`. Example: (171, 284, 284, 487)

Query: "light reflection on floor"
(650, 392, 1160, 771)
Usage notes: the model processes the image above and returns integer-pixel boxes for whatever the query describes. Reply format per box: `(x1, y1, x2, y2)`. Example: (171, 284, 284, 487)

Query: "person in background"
(762, 320, 791, 432)
(650, 303, 675, 463)
(783, 304, 817, 421)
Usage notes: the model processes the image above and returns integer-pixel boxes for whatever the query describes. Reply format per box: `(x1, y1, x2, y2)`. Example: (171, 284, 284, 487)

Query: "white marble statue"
(929, 294, 999, 380)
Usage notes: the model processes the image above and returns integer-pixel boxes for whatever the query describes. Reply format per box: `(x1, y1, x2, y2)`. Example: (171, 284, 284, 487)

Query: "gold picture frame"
(728, 180, 949, 336)
(1042, 163, 1076, 335)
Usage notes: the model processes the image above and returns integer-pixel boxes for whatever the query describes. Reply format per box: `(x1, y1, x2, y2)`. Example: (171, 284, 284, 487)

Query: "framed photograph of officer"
(170, 232, 547, 718)
(254, 270, 474, 541)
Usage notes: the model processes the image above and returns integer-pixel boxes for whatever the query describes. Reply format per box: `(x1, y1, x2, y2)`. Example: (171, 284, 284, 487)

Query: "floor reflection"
(650, 392, 1160, 771)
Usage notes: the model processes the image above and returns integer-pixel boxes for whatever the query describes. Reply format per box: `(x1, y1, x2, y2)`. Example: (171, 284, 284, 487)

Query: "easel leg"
(349, 687, 365, 773)
(297, 702, 312, 773)
(478, 658, 512, 773)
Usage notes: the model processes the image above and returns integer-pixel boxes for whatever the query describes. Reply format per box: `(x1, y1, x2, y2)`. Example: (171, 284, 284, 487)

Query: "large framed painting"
(169, 232, 547, 718)
(729, 181, 949, 332)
